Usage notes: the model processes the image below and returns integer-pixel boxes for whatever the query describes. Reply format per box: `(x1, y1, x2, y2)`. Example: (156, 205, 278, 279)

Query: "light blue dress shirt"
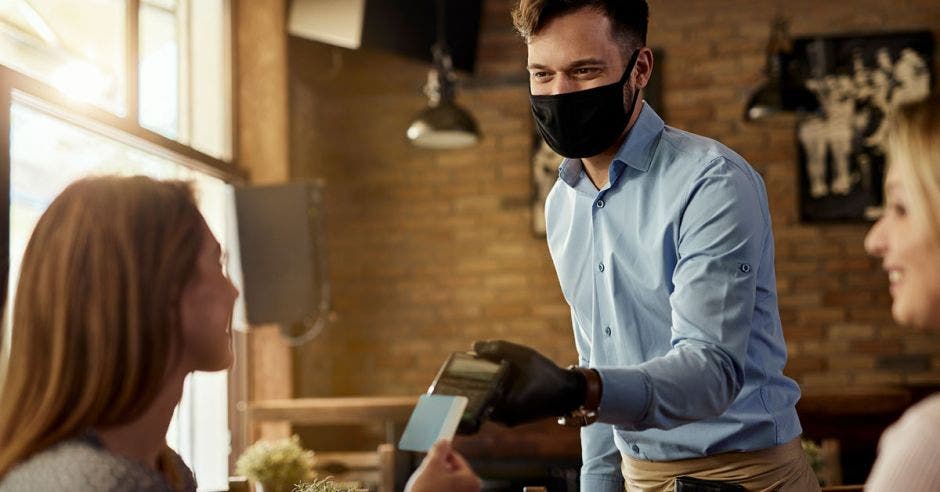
(544, 103, 802, 492)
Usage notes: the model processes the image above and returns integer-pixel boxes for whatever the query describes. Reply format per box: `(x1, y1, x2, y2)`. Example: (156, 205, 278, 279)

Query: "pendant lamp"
(744, 18, 819, 121)
(406, 0, 481, 149)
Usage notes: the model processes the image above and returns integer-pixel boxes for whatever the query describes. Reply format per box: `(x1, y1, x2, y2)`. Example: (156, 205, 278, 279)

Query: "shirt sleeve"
(866, 398, 940, 491)
(595, 157, 764, 429)
(572, 309, 624, 489)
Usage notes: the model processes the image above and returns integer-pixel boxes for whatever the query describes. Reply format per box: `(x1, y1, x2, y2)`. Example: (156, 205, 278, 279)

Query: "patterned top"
(866, 393, 940, 491)
(0, 432, 196, 492)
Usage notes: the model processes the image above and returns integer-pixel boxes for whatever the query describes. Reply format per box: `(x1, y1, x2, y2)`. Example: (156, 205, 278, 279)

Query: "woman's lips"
(888, 269, 903, 295)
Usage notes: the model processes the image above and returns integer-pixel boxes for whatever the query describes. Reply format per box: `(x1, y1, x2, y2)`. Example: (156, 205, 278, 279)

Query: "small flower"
(292, 476, 360, 492)
(236, 435, 316, 492)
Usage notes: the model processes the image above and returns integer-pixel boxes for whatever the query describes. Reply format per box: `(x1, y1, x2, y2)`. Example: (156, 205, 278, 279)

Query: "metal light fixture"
(406, 0, 480, 149)
(744, 17, 818, 121)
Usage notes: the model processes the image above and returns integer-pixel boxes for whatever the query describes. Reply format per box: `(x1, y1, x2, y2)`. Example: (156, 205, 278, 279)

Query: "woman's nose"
(864, 218, 887, 257)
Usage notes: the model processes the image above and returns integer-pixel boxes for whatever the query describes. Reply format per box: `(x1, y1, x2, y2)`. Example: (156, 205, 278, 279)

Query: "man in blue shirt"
(473, 1, 820, 490)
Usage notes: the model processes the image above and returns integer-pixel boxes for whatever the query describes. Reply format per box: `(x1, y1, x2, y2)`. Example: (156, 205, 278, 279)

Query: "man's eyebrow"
(527, 58, 608, 71)
(566, 58, 607, 69)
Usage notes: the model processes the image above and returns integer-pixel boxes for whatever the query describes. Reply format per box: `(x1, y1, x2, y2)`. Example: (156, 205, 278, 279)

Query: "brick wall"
(287, 0, 940, 448)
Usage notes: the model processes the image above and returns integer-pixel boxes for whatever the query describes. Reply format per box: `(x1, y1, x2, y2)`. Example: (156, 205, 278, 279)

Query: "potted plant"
(801, 438, 826, 485)
(236, 435, 315, 492)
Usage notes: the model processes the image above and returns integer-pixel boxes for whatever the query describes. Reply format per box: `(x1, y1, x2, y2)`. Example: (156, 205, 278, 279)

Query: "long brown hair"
(0, 176, 204, 477)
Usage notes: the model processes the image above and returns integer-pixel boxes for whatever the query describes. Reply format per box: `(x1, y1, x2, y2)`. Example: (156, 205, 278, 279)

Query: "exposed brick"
(847, 371, 903, 386)
(783, 325, 825, 342)
(852, 340, 903, 355)
(878, 355, 932, 372)
(797, 307, 846, 326)
(802, 373, 852, 387)
(284, 1, 940, 455)
(785, 355, 826, 373)
(828, 355, 876, 371)
(823, 290, 875, 306)
(827, 324, 875, 340)
(824, 258, 874, 273)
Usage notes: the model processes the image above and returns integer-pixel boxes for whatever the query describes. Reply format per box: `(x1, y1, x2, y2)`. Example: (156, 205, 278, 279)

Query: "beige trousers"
(620, 438, 822, 492)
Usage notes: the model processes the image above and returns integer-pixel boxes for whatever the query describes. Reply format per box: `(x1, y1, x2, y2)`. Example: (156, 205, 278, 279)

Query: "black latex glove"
(472, 339, 586, 427)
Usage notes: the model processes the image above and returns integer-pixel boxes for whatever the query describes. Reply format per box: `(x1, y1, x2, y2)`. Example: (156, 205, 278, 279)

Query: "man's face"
(527, 8, 629, 96)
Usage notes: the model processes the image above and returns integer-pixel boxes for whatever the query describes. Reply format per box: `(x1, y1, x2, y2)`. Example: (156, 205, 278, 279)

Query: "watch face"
(557, 409, 597, 427)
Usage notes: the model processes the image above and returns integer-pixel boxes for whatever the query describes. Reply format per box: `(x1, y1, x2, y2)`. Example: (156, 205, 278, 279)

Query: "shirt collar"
(558, 102, 665, 188)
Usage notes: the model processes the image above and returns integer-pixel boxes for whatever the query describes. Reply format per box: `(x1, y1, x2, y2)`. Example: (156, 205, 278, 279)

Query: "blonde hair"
(887, 92, 940, 240)
(0, 176, 203, 480)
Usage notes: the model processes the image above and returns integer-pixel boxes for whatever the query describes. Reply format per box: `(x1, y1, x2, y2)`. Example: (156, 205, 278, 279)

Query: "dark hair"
(512, 0, 648, 51)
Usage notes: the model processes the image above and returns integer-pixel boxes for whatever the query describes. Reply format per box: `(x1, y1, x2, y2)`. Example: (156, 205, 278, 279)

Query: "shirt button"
(598, 262, 605, 272)
(632, 444, 640, 453)
(596, 199, 605, 208)
(605, 326, 612, 336)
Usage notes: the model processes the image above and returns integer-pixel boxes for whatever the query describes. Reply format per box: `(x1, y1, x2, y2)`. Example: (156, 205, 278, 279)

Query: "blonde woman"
(0, 176, 238, 491)
(864, 92, 940, 491)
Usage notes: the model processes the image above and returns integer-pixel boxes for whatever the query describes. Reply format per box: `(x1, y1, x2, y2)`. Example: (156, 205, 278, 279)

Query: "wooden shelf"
(248, 396, 418, 426)
(247, 399, 410, 492)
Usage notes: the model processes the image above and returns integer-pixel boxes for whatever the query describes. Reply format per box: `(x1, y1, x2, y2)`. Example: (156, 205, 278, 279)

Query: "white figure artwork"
(798, 46, 931, 199)
(893, 48, 931, 106)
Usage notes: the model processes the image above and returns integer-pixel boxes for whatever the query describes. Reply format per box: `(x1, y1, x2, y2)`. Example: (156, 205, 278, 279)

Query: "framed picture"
(794, 31, 934, 222)
(531, 48, 665, 235)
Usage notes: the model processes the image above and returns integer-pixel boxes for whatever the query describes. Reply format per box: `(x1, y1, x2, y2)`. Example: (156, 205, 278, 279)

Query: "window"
(139, 0, 232, 159)
(0, 0, 232, 158)
(0, 1, 239, 489)
(0, 0, 127, 114)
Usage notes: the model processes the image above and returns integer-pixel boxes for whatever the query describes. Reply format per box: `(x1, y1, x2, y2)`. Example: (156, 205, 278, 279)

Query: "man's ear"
(634, 46, 655, 90)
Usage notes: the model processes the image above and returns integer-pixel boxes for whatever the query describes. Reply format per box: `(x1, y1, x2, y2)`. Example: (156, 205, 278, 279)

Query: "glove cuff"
(568, 366, 601, 412)
(559, 366, 602, 427)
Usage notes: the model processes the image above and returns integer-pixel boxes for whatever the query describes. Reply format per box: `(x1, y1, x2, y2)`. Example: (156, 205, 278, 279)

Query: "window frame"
(0, 0, 248, 479)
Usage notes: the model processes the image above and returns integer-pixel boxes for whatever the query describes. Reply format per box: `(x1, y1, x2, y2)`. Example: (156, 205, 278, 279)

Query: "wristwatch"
(558, 366, 602, 427)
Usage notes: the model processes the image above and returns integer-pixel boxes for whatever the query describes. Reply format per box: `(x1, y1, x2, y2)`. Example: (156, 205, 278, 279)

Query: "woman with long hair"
(864, 93, 940, 491)
(0, 176, 238, 491)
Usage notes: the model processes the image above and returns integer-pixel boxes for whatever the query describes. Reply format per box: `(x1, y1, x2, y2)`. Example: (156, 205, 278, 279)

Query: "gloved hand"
(472, 339, 586, 426)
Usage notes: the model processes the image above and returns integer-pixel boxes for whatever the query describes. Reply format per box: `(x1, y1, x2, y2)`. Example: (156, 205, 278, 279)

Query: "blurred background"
(1, 0, 938, 490)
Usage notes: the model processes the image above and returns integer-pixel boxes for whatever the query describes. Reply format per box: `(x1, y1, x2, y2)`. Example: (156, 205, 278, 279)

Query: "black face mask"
(530, 49, 641, 159)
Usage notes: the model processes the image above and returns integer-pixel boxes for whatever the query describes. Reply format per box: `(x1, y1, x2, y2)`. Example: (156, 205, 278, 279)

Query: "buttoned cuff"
(595, 367, 652, 427)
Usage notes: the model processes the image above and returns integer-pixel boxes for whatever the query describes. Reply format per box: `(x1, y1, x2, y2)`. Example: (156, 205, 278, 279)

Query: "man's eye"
(573, 67, 599, 76)
(532, 71, 550, 79)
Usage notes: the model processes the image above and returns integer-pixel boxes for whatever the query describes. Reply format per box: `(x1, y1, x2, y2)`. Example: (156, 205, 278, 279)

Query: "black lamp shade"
(745, 31, 820, 121)
(407, 100, 480, 149)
